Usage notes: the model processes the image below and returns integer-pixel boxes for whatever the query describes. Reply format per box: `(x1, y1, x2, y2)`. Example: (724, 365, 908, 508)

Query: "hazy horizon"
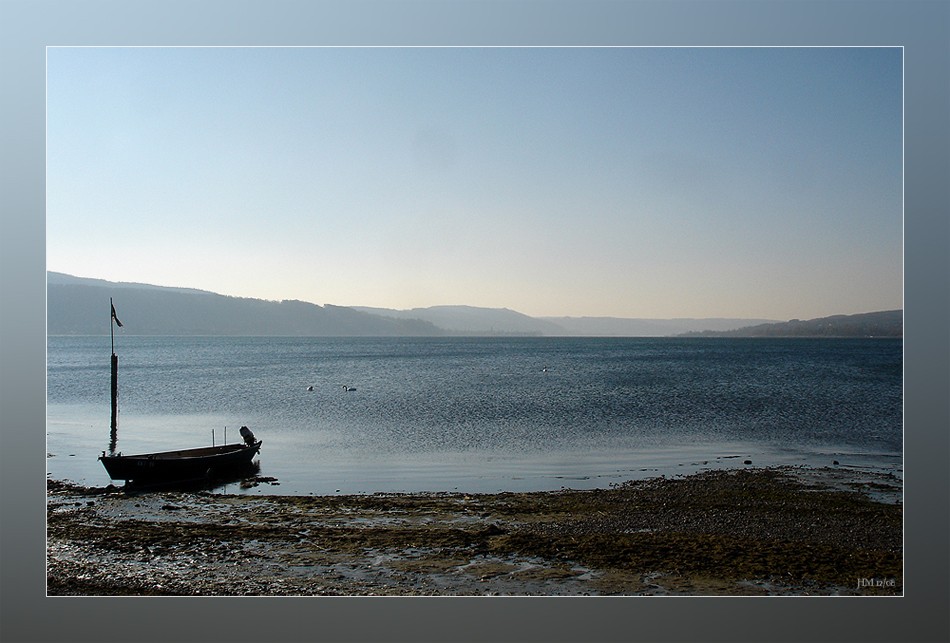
(48, 269, 907, 325)
(47, 47, 903, 320)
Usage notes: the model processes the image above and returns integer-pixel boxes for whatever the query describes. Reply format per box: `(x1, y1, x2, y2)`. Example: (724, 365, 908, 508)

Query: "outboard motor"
(239, 426, 257, 446)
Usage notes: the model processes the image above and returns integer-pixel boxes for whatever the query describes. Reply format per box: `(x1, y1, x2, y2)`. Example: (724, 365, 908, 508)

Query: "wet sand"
(46, 466, 902, 596)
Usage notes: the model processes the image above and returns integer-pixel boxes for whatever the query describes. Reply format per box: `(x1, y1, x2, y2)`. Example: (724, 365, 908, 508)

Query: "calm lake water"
(46, 336, 903, 495)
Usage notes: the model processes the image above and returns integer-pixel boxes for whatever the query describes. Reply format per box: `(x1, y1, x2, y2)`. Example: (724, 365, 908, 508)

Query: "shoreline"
(47, 465, 903, 596)
(46, 433, 903, 498)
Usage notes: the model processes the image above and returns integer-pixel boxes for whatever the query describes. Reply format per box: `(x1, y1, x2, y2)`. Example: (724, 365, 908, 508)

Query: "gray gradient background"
(2, 1, 947, 642)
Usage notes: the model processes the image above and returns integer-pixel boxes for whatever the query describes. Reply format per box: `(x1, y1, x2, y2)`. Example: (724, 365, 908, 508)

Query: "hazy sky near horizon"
(47, 47, 902, 319)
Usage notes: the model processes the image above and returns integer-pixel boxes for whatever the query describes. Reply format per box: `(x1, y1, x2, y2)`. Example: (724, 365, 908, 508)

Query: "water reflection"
(121, 462, 261, 494)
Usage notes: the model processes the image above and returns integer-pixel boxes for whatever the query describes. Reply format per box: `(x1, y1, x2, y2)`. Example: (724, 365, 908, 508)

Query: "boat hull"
(99, 441, 262, 482)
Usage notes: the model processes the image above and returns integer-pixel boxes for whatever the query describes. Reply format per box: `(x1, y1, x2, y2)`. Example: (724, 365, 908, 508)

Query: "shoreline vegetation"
(47, 466, 902, 596)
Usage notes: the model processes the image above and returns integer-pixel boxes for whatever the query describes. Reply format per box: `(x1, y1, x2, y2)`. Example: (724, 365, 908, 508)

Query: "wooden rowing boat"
(98, 299, 262, 483)
(99, 440, 262, 482)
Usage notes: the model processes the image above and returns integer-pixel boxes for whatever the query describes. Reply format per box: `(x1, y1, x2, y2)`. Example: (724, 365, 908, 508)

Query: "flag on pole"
(111, 303, 123, 327)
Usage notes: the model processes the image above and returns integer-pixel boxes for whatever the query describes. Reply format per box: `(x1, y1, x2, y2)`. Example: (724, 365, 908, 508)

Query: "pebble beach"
(46, 466, 902, 596)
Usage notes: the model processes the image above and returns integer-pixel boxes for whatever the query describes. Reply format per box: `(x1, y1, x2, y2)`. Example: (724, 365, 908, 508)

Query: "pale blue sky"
(46, 47, 902, 319)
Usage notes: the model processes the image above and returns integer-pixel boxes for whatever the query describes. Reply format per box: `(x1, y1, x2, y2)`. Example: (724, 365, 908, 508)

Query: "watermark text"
(856, 577, 897, 590)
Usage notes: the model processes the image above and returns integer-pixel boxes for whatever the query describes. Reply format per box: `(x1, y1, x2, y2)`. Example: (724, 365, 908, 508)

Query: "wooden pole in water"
(109, 364, 118, 453)
(108, 298, 125, 455)
(110, 298, 118, 434)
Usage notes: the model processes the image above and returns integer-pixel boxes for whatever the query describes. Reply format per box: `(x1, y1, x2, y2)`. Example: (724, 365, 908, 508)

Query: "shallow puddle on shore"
(782, 467, 903, 504)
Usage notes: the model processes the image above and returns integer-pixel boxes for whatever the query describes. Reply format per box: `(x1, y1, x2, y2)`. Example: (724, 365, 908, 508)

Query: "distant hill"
(678, 310, 903, 338)
(354, 307, 777, 337)
(46, 271, 212, 295)
(47, 273, 440, 336)
(47, 272, 896, 337)
(352, 305, 564, 336)
(540, 316, 780, 337)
